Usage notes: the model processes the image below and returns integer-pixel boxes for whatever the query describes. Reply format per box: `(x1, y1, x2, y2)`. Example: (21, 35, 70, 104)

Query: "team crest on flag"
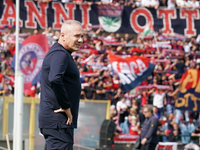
(19, 43, 45, 81)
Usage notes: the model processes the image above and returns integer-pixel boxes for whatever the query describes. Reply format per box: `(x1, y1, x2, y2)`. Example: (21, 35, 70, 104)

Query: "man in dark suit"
(140, 105, 159, 150)
(38, 20, 83, 150)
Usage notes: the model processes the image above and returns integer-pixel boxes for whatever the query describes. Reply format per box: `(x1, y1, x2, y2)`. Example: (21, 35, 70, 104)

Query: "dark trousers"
(41, 128, 74, 150)
(141, 143, 157, 150)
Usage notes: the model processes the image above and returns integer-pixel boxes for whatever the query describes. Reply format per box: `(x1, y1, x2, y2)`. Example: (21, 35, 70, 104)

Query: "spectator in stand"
(116, 97, 128, 124)
(33, 29, 39, 35)
(169, 58, 186, 80)
(157, 121, 169, 142)
(131, 99, 139, 114)
(103, 76, 113, 100)
(141, 90, 148, 107)
(167, 0, 176, 9)
(153, 106, 160, 119)
(128, 108, 138, 120)
(141, 0, 152, 7)
(111, 87, 122, 105)
(124, 33, 131, 44)
(83, 81, 95, 100)
(159, 0, 167, 6)
(110, 105, 118, 120)
(150, 88, 166, 119)
(129, 117, 141, 135)
(191, 125, 200, 144)
(188, 0, 200, 9)
(179, 0, 191, 8)
(95, 79, 106, 100)
(168, 123, 181, 142)
(112, 74, 120, 91)
(165, 87, 176, 116)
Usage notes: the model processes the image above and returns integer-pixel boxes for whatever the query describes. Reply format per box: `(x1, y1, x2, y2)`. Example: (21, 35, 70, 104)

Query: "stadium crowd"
(35, 0, 200, 9)
(1, 7, 200, 144)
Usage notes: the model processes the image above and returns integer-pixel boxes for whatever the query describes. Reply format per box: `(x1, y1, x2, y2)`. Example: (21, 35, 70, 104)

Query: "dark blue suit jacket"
(141, 115, 159, 144)
(39, 42, 81, 129)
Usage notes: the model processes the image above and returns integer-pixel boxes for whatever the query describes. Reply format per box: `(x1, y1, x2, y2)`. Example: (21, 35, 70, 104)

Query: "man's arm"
(144, 117, 158, 139)
(48, 50, 71, 109)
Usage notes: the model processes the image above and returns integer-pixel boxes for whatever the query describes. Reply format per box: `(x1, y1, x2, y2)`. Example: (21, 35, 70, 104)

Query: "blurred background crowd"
(1, 0, 200, 146)
(34, 0, 200, 9)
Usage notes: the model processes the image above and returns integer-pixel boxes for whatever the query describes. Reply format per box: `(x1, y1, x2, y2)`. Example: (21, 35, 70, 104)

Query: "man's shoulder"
(47, 43, 69, 56)
(150, 115, 159, 122)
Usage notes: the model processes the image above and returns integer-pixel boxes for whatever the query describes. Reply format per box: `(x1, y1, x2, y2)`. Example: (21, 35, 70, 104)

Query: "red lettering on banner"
(25, 1, 47, 28)
(0, 0, 22, 26)
(53, 3, 75, 29)
(80, 4, 90, 29)
(165, 145, 173, 149)
(157, 9, 176, 34)
(157, 144, 165, 149)
(130, 8, 153, 33)
(180, 9, 199, 36)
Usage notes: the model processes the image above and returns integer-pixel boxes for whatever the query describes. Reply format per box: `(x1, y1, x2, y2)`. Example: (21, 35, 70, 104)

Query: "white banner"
(155, 142, 178, 150)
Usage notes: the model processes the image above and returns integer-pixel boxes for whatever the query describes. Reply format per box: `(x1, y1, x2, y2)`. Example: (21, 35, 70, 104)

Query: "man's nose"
(78, 37, 83, 43)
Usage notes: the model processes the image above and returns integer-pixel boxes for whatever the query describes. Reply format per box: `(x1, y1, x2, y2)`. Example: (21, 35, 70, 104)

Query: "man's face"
(143, 108, 151, 118)
(62, 24, 83, 52)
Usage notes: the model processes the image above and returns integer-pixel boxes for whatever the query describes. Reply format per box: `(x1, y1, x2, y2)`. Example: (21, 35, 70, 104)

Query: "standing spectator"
(83, 81, 95, 100)
(153, 106, 160, 119)
(103, 76, 113, 100)
(95, 79, 106, 100)
(131, 99, 139, 114)
(116, 97, 128, 124)
(152, 89, 166, 118)
(167, 0, 176, 8)
(140, 105, 159, 150)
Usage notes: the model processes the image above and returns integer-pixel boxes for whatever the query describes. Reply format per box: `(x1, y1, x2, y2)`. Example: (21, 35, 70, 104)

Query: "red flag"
(18, 34, 49, 95)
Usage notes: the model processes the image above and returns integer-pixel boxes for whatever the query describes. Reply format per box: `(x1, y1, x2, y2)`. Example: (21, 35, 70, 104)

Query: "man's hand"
(54, 108, 73, 125)
(141, 138, 147, 145)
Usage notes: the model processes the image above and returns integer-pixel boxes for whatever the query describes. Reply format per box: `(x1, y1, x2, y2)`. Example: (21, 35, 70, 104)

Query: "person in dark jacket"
(140, 105, 159, 150)
(38, 20, 83, 150)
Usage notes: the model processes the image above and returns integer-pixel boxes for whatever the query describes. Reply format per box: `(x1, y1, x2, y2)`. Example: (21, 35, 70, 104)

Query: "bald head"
(58, 20, 83, 52)
(60, 20, 82, 34)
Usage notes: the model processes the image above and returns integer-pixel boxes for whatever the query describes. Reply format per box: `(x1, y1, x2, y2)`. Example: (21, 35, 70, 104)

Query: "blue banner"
(176, 69, 200, 112)
(109, 52, 155, 91)
(0, 0, 200, 36)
